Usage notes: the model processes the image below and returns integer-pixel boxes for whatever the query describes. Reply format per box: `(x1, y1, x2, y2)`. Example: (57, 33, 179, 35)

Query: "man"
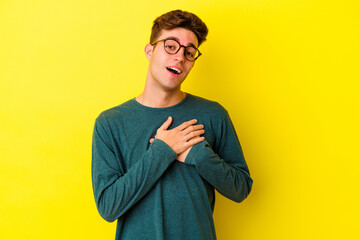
(92, 10, 253, 240)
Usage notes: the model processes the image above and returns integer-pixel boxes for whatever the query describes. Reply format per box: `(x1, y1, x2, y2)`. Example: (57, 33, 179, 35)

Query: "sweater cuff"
(185, 140, 212, 166)
(151, 139, 177, 162)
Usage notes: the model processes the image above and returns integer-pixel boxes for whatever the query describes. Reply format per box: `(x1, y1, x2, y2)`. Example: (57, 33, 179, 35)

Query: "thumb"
(149, 138, 154, 144)
(159, 116, 173, 130)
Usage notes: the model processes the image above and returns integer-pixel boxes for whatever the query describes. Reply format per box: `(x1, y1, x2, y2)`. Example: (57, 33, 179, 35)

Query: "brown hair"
(150, 10, 208, 47)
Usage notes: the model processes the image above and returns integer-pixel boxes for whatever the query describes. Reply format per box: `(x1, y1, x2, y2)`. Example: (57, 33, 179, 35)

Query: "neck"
(136, 89, 186, 108)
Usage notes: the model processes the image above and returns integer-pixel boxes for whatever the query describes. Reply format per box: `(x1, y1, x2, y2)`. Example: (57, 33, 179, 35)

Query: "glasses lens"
(164, 40, 180, 54)
(185, 47, 199, 61)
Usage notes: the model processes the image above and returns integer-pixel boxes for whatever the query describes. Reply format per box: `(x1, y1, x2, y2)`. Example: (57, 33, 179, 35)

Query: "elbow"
(96, 196, 120, 223)
(99, 210, 118, 223)
(232, 191, 249, 203)
(232, 176, 253, 203)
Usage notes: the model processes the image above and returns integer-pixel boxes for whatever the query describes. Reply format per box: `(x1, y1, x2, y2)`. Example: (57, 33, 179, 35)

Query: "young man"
(92, 10, 253, 240)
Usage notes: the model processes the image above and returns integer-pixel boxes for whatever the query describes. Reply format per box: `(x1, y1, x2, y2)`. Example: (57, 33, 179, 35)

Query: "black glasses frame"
(151, 38, 202, 62)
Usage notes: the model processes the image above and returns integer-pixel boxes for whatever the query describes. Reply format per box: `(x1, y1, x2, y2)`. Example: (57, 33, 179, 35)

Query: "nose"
(174, 46, 185, 62)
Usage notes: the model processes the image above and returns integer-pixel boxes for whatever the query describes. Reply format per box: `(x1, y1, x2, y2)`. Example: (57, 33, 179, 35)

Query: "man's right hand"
(151, 116, 205, 155)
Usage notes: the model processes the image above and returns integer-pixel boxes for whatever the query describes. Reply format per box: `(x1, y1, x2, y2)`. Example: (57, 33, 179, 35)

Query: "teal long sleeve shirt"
(92, 94, 253, 240)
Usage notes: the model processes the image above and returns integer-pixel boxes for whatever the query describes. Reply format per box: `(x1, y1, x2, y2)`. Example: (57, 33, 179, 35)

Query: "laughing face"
(145, 27, 199, 93)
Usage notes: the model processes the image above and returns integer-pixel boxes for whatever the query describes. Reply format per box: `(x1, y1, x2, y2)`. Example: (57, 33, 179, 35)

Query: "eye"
(185, 51, 194, 57)
(165, 45, 175, 50)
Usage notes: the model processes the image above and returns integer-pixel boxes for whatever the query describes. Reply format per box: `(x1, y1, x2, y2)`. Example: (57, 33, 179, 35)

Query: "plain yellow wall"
(1, 0, 359, 239)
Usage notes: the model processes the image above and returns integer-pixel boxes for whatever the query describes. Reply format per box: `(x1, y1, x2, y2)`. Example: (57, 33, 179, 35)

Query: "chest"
(108, 110, 219, 170)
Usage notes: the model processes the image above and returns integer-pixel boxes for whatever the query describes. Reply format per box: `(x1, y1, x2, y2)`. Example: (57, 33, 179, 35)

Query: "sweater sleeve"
(91, 116, 177, 222)
(185, 111, 253, 203)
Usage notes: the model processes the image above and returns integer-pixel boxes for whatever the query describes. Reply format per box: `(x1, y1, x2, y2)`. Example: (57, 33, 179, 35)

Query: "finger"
(182, 124, 204, 135)
(149, 138, 154, 143)
(176, 119, 197, 131)
(185, 136, 205, 148)
(184, 129, 205, 141)
(159, 116, 173, 130)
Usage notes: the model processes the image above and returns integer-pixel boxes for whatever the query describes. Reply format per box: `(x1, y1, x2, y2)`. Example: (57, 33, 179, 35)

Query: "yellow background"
(1, 0, 359, 239)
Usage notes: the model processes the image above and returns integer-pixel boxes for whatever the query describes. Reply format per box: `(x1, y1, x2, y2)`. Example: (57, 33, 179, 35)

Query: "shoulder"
(187, 94, 228, 117)
(96, 99, 137, 124)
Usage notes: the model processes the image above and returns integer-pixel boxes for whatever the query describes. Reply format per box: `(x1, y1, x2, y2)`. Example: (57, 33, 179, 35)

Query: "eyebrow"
(166, 36, 198, 49)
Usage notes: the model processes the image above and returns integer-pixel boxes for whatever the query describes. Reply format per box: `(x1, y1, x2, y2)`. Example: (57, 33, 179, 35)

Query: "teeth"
(167, 67, 182, 74)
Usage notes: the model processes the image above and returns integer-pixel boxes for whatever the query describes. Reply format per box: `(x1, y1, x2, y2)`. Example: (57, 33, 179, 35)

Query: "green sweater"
(92, 94, 253, 240)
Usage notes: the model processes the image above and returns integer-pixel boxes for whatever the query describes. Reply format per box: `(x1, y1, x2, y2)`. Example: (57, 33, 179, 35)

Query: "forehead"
(157, 27, 199, 47)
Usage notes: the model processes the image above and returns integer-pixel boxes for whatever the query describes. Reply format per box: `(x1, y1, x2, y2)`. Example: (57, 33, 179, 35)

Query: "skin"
(136, 27, 205, 162)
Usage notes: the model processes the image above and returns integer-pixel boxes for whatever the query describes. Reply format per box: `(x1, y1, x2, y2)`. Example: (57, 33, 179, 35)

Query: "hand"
(149, 117, 205, 156)
(176, 144, 193, 163)
(150, 137, 199, 163)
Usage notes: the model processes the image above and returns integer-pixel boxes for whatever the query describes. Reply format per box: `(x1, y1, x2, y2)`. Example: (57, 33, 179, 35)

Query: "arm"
(92, 116, 205, 222)
(185, 111, 253, 203)
(92, 116, 177, 222)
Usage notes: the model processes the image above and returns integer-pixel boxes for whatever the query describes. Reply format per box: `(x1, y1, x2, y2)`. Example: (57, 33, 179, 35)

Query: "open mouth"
(166, 67, 182, 75)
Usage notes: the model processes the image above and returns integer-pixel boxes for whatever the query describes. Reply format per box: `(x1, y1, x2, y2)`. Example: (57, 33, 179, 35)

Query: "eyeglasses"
(151, 38, 202, 62)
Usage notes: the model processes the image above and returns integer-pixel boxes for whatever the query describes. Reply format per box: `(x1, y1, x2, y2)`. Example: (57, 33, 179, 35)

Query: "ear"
(144, 44, 153, 60)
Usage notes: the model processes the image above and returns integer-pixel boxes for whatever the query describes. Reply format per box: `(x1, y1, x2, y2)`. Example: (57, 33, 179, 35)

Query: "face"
(145, 27, 199, 93)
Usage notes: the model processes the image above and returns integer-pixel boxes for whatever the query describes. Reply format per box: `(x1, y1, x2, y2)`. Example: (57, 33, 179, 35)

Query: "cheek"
(185, 63, 194, 72)
(150, 54, 164, 70)
(153, 54, 168, 69)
